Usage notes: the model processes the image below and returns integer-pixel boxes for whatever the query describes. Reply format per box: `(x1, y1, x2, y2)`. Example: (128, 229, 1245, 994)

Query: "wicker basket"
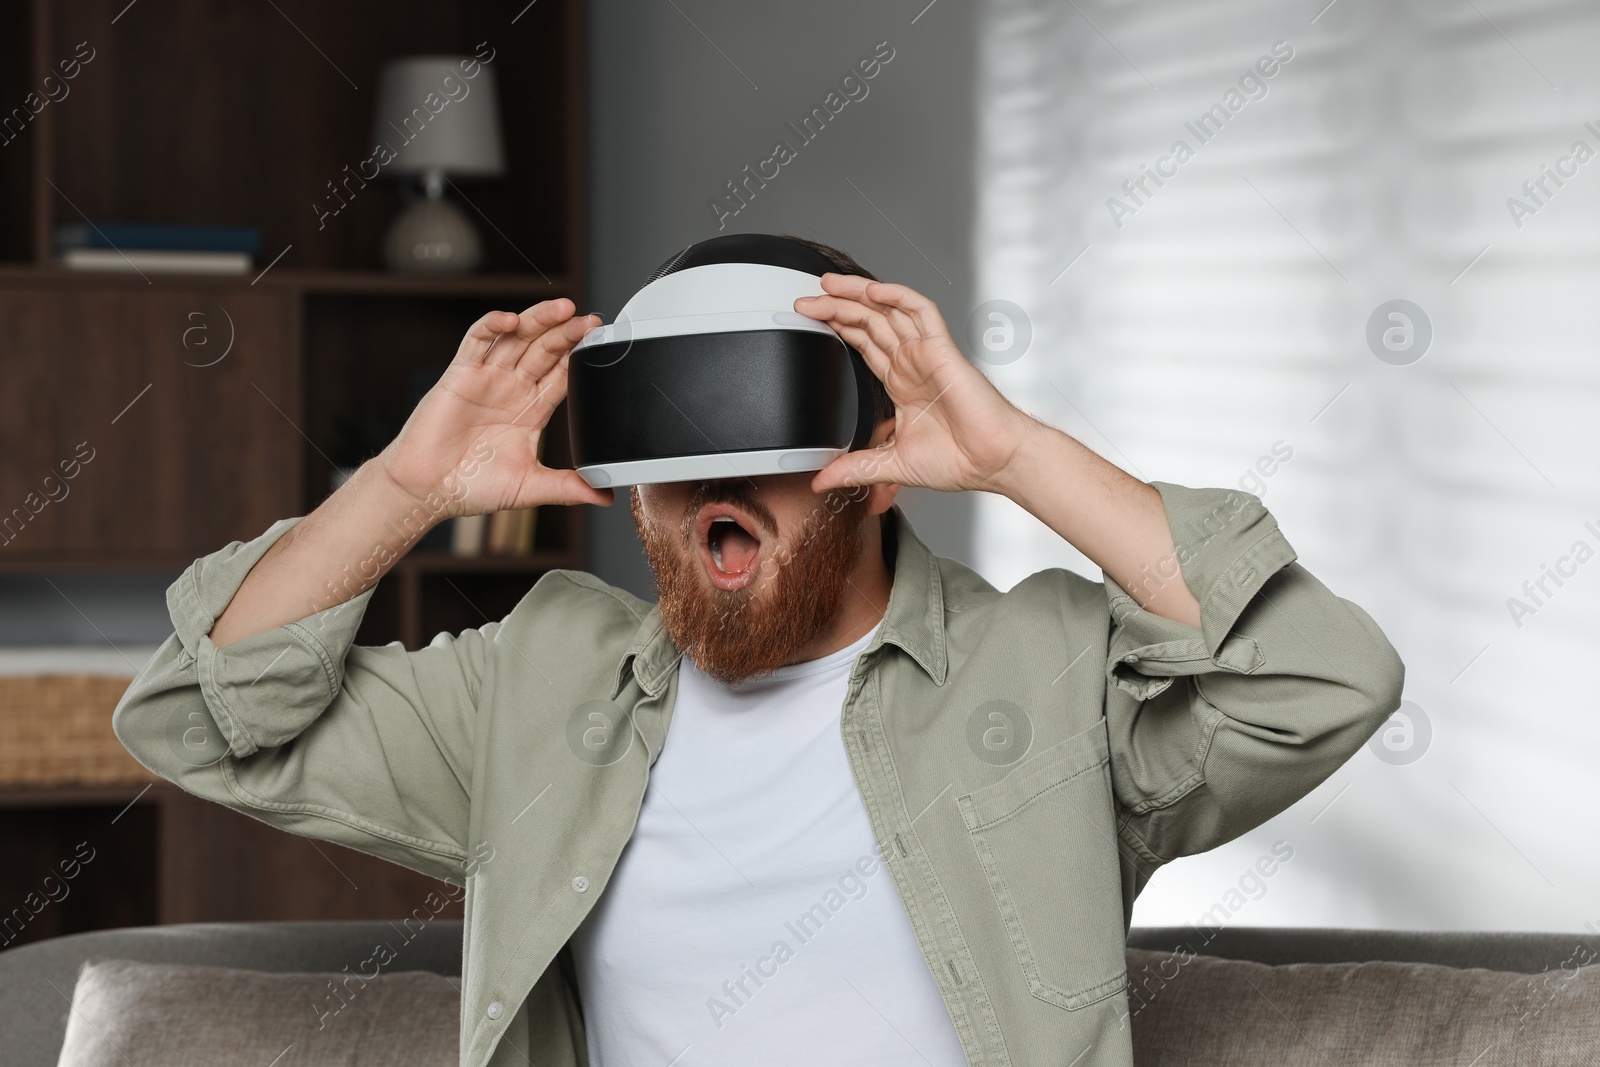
(0, 675, 159, 788)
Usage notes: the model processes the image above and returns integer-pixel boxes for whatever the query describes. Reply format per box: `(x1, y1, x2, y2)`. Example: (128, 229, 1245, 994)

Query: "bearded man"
(115, 235, 1404, 1067)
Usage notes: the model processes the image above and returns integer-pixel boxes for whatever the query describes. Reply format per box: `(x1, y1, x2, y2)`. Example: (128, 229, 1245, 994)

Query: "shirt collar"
(614, 502, 949, 699)
(869, 504, 949, 685)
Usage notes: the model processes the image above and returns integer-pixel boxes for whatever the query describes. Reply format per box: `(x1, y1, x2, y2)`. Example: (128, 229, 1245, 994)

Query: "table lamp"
(371, 57, 506, 273)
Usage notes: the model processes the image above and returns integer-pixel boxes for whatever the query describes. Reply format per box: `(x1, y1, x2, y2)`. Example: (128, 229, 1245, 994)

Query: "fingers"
(811, 272, 895, 315)
(455, 298, 601, 373)
(454, 309, 525, 366)
(795, 295, 899, 376)
(505, 308, 602, 382)
(810, 445, 900, 493)
(833, 274, 953, 342)
(544, 468, 615, 508)
(820, 319, 894, 387)
(519, 351, 572, 429)
(490, 298, 600, 373)
(795, 274, 951, 368)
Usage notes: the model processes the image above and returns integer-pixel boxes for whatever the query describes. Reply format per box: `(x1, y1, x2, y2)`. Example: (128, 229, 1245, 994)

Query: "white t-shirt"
(568, 622, 969, 1067)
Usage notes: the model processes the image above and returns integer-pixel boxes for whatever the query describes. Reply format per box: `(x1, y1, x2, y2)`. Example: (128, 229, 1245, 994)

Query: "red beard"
(632, 482, 871, 686)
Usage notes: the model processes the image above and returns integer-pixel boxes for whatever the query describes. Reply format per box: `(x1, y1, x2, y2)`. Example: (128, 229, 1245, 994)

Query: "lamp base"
(382, 196, 483, 273)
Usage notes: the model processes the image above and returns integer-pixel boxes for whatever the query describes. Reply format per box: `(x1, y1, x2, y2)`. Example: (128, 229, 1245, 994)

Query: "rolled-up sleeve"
(1102, 481, 1405, 872)
(112, 515, 491, 884)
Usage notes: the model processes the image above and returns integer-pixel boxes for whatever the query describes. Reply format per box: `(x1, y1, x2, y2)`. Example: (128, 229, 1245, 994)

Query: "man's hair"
(779, 233, 895, 426)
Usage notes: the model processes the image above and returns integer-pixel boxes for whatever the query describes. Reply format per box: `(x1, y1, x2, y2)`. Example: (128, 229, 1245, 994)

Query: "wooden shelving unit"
(0, 265, 578, 296)
(0, 0, 589, 947)
(0, 781, 473, 945)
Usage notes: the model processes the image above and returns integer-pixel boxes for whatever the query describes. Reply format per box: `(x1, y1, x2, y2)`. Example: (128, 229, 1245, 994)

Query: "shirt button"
(486, 1001, 503, 1020)
(571, 875, 590, 893)
(1123, 653, 1139, 663)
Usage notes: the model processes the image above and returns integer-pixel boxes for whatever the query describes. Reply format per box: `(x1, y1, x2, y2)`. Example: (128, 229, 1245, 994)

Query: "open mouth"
(694, 503, 764, 592)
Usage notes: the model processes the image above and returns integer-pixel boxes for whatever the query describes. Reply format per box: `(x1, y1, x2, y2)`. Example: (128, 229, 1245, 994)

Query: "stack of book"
(54, 222, 261, 274)
(449, 508, 537, 557)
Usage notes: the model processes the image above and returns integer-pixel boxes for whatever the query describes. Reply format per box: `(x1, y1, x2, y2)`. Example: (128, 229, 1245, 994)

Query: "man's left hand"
(794, 273, 1035, 496)
(797, 271, 1204, 628)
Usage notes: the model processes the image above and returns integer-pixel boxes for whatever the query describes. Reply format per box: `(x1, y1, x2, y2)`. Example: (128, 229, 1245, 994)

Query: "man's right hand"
(210, 298, 609, 648)
(378, 298, 614, 517)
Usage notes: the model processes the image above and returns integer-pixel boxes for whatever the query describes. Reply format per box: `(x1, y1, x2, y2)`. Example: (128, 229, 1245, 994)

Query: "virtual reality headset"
(566, 233, 878, 488)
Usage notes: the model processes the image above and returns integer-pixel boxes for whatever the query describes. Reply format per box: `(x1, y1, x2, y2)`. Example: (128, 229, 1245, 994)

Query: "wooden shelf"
(0, 0, 590, 941)
(0, 780, 464, 946)
(0, 264, 575, 298)
(375, 522, 587, 650)
(0, 781, 159, 810)
(0, 264, 267, 290)
(288, 270, 576, 298)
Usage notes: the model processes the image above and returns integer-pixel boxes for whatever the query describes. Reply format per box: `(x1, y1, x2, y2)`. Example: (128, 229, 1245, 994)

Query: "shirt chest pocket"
(956, 724, 1128, 1011)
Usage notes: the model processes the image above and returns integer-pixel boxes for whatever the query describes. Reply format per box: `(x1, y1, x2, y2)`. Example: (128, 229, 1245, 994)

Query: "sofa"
(2, 922, 1595, 1065)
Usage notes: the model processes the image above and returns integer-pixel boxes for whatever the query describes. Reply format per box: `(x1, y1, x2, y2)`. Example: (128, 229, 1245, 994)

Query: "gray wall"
(582, 0, 979, 598)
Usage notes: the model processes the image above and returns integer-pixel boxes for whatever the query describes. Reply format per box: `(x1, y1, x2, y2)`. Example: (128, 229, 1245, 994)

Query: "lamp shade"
(370, 57, 506, 178)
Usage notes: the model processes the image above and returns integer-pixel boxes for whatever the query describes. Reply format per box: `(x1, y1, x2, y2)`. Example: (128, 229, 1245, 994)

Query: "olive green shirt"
(113, 481, 1404, 1067)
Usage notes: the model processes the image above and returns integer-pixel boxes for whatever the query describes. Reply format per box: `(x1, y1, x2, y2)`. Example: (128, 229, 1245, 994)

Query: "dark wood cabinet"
(0, 280, 299, 560)
(0, 0, 589, 940)
(0, 783, 467, 951)
(0, 0, 589, 621)
(0, 269, 588, 595)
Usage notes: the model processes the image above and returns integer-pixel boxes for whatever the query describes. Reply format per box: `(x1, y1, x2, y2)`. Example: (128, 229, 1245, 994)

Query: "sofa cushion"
(1125, 945, 1600, 1066)
(55, 957, 459, 1066)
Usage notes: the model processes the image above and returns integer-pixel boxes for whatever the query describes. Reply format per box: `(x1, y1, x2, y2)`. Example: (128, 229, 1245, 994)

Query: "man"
(114, 235, 1404, 1067)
